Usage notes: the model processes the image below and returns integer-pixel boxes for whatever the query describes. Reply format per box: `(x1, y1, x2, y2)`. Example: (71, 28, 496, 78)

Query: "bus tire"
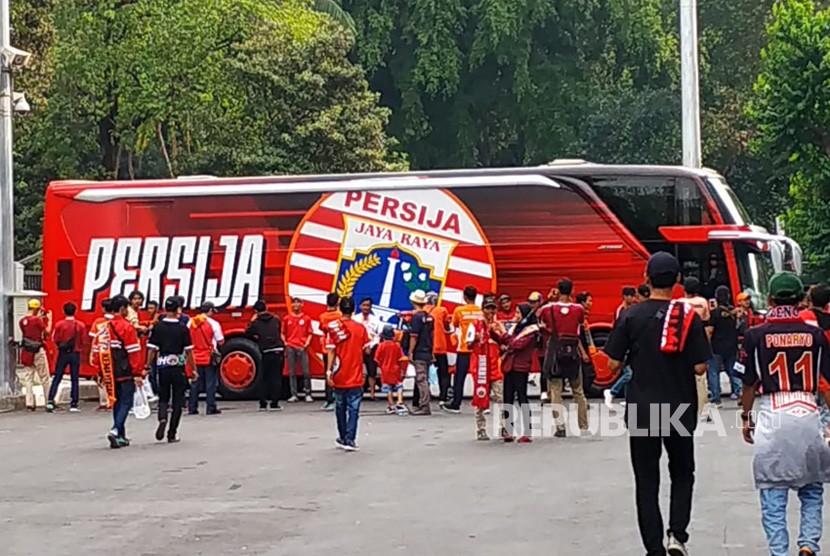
(218, 338, 262, 400)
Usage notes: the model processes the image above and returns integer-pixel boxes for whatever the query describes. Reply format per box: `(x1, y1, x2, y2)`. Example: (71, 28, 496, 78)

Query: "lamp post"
(680, 0, 702, 168)
(0, 0, 14, 395)
(0, 0, 30, 396)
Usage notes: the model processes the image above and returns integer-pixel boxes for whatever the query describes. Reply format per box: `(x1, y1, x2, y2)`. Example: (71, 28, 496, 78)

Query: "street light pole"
(0, 0, 15, 395)
(680, 0, 702, 168)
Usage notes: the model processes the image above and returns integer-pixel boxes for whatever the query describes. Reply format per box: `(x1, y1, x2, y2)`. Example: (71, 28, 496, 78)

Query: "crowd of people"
(15, 250, 830, 556)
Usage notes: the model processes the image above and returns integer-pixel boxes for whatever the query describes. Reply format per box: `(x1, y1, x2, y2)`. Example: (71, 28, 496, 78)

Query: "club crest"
(285, 189, 496, 323)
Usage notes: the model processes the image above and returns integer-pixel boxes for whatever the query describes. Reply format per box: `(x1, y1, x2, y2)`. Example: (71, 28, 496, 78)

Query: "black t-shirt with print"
(605, 300, 712, 434)
(148, 318, 193, 368)
(409, 310, 435, 362)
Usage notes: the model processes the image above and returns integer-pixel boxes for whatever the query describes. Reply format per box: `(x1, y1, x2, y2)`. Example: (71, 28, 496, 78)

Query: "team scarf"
(471, 321, 492, 409)
(96, 323, 117, 408)
(660, 300, 696, 354)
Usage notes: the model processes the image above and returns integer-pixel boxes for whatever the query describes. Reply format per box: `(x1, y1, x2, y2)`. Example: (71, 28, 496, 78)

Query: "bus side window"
(675, 178, 712, 226)
(57, 260, 73, 291)
(589, 176, 675, 252)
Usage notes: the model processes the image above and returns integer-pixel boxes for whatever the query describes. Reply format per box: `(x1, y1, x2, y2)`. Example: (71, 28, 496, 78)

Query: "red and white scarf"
(660, 300, 696, 354)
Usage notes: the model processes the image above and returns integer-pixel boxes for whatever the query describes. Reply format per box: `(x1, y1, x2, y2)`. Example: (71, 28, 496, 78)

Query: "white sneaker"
(287, 396, 299, 403)
(69, 407, 81, 413)
(619, 401, 627, 407)
(540, 391, 549, 403)
(603, 389, 614, 409)
(667, 533, 688, 556)
(304, 395, 314, 403)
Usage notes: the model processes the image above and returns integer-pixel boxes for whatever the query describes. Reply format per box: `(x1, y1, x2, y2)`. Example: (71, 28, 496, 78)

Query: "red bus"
(42, 162, 801, 398)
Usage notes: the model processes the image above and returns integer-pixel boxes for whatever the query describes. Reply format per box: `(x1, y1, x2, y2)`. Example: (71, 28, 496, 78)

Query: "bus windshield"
(707, 176, 751, 225)
(733, 242, 774, 311)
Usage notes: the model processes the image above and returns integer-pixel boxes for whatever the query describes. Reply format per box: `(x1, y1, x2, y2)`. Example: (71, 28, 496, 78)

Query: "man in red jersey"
(326, 297, 370, 452)
(317, 293, 342, 411)
(47, 302, 86, 412)
(543, 278, 589, 437)
(17, 299, 51, 411)
(98, 295, 143, 448)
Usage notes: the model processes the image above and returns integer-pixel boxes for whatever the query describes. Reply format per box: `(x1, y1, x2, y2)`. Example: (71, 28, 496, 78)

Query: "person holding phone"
(18, 299, 52, 411)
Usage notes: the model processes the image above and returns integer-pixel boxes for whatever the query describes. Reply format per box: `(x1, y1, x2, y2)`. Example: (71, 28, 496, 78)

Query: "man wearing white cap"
(18, 299, 52, 411)
(409, 290, 435, 415)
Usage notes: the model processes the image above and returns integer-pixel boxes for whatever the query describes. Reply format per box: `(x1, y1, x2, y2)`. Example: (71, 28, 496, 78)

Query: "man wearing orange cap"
(17, 299, 52, 411)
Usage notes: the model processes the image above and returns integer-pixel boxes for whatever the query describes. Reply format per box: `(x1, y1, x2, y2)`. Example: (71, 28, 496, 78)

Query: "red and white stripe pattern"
(286, 190, 496, 320)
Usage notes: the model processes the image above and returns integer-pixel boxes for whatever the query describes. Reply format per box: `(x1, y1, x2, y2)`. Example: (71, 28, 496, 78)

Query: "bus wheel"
(218, 338, 262, 400)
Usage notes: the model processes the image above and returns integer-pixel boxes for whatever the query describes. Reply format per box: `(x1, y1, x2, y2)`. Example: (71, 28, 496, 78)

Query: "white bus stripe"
(299, 222, 343, 244)
(289, 253, 338, 275)
(449, 256, 493, 278)
(287, 284, 334, 304)
(442, 287, 484, 306)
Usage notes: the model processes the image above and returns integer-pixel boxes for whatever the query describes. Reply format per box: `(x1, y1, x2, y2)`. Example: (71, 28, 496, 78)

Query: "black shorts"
(364, 346, 378, 378)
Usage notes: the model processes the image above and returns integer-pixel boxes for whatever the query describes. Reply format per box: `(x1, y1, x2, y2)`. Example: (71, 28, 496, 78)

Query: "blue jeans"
(451, 353, 471, 408)
(112, 381, 135, 438)
(189, 364, 219, 413)
(48, 351, 81, 406)
(609, 365, 632, 398)
(760, 483, 823, 555)
(708, 353, 741, 401)
(334, 387, 362, 445)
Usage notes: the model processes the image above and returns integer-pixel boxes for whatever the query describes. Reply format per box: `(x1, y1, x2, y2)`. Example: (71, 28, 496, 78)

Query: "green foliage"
(345, 0, 681, 169)
(748, 0, 830, 276)
(12, 0, 403, 258)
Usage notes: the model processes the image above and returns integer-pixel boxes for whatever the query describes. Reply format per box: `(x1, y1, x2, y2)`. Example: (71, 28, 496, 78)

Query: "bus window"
(734, 242, 773, 311)
(589, 176, 675, 250)
(676, 178, 713, 226)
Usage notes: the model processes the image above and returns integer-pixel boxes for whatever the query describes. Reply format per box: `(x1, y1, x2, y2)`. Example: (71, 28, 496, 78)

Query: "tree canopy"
(748, 0, 830, 277)
(9, 0, 830, 280)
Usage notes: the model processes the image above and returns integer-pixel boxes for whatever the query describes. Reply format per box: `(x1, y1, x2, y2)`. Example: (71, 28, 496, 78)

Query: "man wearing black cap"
(146, 297, 197, 443)
(604, 252, 711, 556)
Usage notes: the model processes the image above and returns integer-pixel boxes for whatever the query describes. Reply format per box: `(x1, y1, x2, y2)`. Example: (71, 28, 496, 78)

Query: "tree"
(13, 0, 402, 258)
(343, 0, 679, 169)
(748, 0, 830, 277)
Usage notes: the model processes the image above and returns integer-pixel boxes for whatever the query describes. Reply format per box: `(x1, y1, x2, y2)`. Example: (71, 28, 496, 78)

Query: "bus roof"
(48, 164, 724, 199)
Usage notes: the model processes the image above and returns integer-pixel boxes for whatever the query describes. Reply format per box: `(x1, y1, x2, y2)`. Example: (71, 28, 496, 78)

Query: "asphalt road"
(0, 399, 805, 555)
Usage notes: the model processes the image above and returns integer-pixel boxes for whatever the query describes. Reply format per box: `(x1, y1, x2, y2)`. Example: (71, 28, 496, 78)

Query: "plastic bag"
(428, 364, 438, 386)
(141, 379, 157, 402)
(132, 386, 151, 420)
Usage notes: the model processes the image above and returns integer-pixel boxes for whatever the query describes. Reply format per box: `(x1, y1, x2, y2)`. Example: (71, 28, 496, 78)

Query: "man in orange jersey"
(443, 286, 484, 413)
(326, 297, 370, 451)
(426, 291, 452, 405)
(317, 293, 342, 411)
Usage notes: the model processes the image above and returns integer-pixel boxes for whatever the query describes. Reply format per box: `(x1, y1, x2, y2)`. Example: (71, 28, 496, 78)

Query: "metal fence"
(23, 271, 41, 291)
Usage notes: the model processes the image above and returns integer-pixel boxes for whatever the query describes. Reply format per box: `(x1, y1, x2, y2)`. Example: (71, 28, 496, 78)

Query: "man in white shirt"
(354, 297, 382, 399)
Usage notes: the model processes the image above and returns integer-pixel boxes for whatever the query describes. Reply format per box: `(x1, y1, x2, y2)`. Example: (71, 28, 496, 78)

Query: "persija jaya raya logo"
(285, 189, 496, 323)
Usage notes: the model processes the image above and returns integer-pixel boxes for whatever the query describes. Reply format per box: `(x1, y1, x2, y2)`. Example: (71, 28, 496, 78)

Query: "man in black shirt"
(605, 252, 711, 556)
(146, 297, 196, 443)
(740, 272, 830, 556)
(247, 300, 285, 411)
(408, 290, 435, 416)
(708, 285, 742, 406)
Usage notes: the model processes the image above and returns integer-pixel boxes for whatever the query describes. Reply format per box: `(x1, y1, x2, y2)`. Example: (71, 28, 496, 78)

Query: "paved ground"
(0, 399, 809, 555)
